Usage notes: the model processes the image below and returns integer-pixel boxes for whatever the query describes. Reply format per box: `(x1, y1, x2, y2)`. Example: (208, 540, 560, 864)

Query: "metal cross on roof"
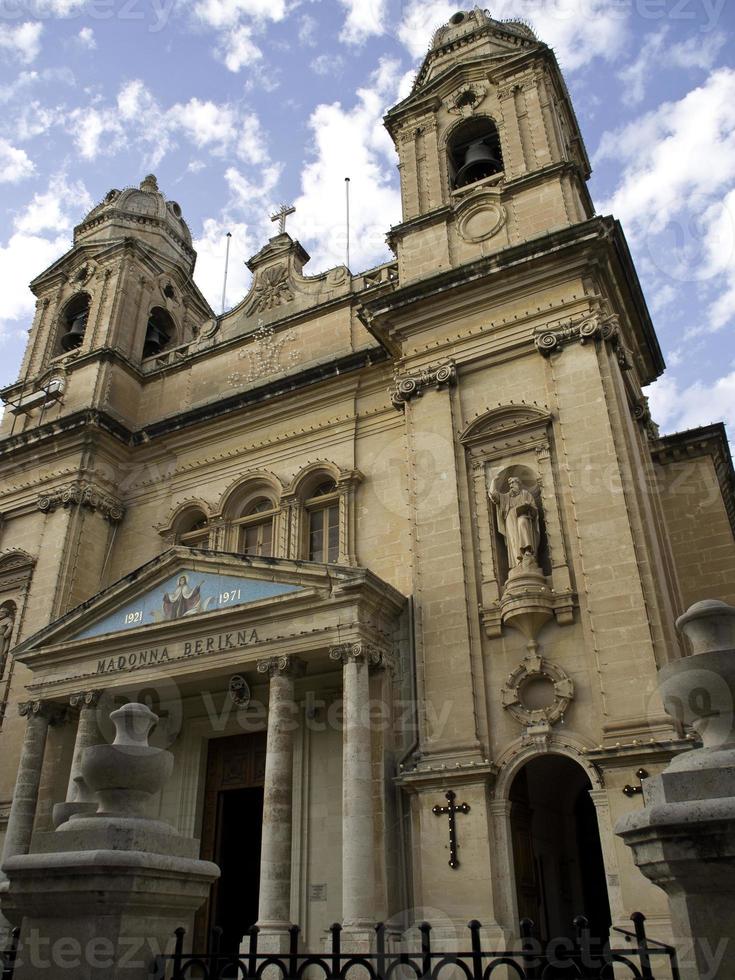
(270, 203, 295, 234)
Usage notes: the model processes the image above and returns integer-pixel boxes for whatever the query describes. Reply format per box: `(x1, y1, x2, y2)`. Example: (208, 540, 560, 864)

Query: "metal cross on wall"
(433, 789, 470, 869)
(271, 203, 295, 234)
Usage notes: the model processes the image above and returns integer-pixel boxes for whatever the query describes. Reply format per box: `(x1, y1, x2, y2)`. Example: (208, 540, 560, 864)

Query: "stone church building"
(1, 6, 734, 958)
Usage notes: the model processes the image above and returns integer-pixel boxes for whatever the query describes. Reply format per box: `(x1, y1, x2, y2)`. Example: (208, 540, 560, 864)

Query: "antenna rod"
(345, 177, 351, 270)
(221, 231, 232, 314)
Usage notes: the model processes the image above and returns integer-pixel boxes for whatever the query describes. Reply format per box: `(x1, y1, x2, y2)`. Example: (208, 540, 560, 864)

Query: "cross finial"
(270, 203, 295, 235)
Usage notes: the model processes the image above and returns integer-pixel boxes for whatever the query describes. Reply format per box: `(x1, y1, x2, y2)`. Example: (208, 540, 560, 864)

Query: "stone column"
(1, 701, 59, 870)
(616, 600, 735, 980)
(330, 642, 379, 941)
(255, 656, 304, 938)
(66, 691, 103, 800)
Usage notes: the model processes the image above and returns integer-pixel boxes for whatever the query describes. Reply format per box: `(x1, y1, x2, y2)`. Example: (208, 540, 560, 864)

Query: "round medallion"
(501, 654, 574, 727)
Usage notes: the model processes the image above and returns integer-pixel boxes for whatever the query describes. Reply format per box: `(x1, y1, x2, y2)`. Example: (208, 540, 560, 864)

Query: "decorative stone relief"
(228, 320, 298, 386)
(501, 653, 574, 728)
(444, 82, 489, 117)
(488, 474, 541, 571)
(389, 361, 456, 409)
(328, 642, 385, 667)
(455, 195, 506, 244)
(246, 263, 294, 315)
(257, 655, 306, 677)
(37, 482, 125, 523)
(534, 312, 620, 356)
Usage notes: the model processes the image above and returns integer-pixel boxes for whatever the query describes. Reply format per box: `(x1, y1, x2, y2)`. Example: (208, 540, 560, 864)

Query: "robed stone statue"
(489, 476, 540, 570)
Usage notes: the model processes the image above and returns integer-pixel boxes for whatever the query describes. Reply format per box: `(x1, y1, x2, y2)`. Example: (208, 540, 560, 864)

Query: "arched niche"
(445, 115, 504, 191)
(461, 403, 574, 636)
(58, 292, 91, 354)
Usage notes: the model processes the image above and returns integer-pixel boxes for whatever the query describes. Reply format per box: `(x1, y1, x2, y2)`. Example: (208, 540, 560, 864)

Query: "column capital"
(257, 655, 306, 678)
(69, 690, 104, 709)
(18, 699, 65, 723)
(328, 641, 386, 667)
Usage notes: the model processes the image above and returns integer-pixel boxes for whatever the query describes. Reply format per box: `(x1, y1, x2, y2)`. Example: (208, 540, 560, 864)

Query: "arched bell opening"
(509, 754, 611, 946)
(143, 306, 175, 359)
(58, 292, 91, 353)
(447, 117, 503, 190)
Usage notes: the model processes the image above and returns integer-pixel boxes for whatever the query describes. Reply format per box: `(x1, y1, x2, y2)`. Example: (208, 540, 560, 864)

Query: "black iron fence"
(1, 928, 19, 980)
(153, 913, 680, 980)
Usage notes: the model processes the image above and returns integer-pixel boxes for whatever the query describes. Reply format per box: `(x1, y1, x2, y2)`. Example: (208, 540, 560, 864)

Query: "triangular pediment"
(13, 549, 328, 655)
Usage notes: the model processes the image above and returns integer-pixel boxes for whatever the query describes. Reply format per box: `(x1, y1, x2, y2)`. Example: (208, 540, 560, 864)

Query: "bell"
(143, 318, 169, 358)
(455, 138, 502, 188)
(60, 310, 88, 351)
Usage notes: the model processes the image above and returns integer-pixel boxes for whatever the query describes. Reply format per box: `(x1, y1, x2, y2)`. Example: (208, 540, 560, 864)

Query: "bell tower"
(1, 175, 212, 433)
(385, 8, 593, 283)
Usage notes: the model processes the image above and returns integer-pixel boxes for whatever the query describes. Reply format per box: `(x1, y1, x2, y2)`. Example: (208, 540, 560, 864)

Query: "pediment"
(13, 549, 328, 655)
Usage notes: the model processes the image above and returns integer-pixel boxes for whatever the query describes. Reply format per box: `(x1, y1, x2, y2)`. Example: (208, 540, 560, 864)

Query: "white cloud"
(77, 27, 97, 49)
(291, 58, 402, 273)
(0, 174, 92, 342)
(235, 112, 269, 165)
(67, 104, 124, 160)
(646, 371, 735, 435)
(0, 23, 43, 64)
(298, 14, 317, 47)
(619, 27, 726, 106)
(169, 98, 238, 149)
(396, 0, 628, 68)
(311, 53, 345, 76)
(192, 218, 254, 312)
(217, 24, 263, 72)
(596, 69, 735, 337)
(193, 0, 285, 29)
(0, 140, 35, 183)
(339, 0, 387, 45)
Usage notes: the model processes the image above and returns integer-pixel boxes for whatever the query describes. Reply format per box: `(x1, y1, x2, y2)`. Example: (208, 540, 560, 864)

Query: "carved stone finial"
(140, 174, 159, 193)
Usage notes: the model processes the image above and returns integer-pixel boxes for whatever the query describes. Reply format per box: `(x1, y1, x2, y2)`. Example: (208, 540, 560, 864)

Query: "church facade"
(1, 7, 734, 957)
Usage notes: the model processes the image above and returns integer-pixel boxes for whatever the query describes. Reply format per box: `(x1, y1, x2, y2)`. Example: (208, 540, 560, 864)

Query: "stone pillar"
(66, 691, 103, 801)
(616, 600, 735, 980)
(255, 656, 304, 937)
(1, 701, 59, 870)
(329, 642, 379, 941)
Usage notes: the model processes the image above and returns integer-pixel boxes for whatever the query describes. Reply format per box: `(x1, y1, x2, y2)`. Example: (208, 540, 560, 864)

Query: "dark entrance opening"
(198, 731, 267, 954)
(214, 786, 264, 954)
(510, 755, 611, 946)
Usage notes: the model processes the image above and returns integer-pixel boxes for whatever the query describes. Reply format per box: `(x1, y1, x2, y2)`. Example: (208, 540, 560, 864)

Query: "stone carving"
(444, 82, 489, 117)
(456, 198, 506, 244)
(37, 481, 125, 523)
(328, 642, 384, 666)
(501, 653, 574, 728)
(247, 264, 294, 315)
(257, 655, 306, 677)
(390, 361, 456, 409)
(228, 320, 298, 386)
(534, 312, 620, 356)
(489, 475, 540, 570)
(69, 690, 102, 709)
(0, 603, 15, 665)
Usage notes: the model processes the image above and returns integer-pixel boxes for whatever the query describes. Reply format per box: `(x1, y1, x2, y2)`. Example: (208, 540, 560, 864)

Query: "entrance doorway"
(509, 755, 611, 944)
(198, 732, 267, 954)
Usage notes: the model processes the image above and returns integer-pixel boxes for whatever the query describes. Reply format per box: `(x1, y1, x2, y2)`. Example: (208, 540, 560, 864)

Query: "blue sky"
(0, 0, 733, 439)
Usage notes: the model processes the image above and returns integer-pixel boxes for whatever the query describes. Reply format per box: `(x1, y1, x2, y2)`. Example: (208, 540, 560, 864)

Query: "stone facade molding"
(18, 699, 66, 723)
(69, 690, 103, 709)
(37, 481, 125, 523)
(389, 360, 456, 409)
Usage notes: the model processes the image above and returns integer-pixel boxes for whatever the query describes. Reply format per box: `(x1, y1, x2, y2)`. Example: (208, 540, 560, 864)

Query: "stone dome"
(429, 8, 537, 52)
(75, 174, 193, 251)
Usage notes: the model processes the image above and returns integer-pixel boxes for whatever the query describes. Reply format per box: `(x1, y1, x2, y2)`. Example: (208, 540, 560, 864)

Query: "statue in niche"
(489, 475, 541, 571)
(0, 603, 15, 676)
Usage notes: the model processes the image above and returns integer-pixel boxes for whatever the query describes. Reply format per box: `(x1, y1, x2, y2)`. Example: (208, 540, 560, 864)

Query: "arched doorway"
(509, 755, 611, 944)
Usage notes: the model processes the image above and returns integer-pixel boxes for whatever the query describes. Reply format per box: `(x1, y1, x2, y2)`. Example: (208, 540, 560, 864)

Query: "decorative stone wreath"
(501, 653, 574, 727)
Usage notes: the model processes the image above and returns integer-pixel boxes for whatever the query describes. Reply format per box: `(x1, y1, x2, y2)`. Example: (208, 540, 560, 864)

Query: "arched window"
(305, 479, 339, 563)
(143, 307, 175, 358)
(175, 509, 209, 548)
(447, 118, 503, 190)
(59, 293, 91, 352)
(234, 496, 276, 557)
